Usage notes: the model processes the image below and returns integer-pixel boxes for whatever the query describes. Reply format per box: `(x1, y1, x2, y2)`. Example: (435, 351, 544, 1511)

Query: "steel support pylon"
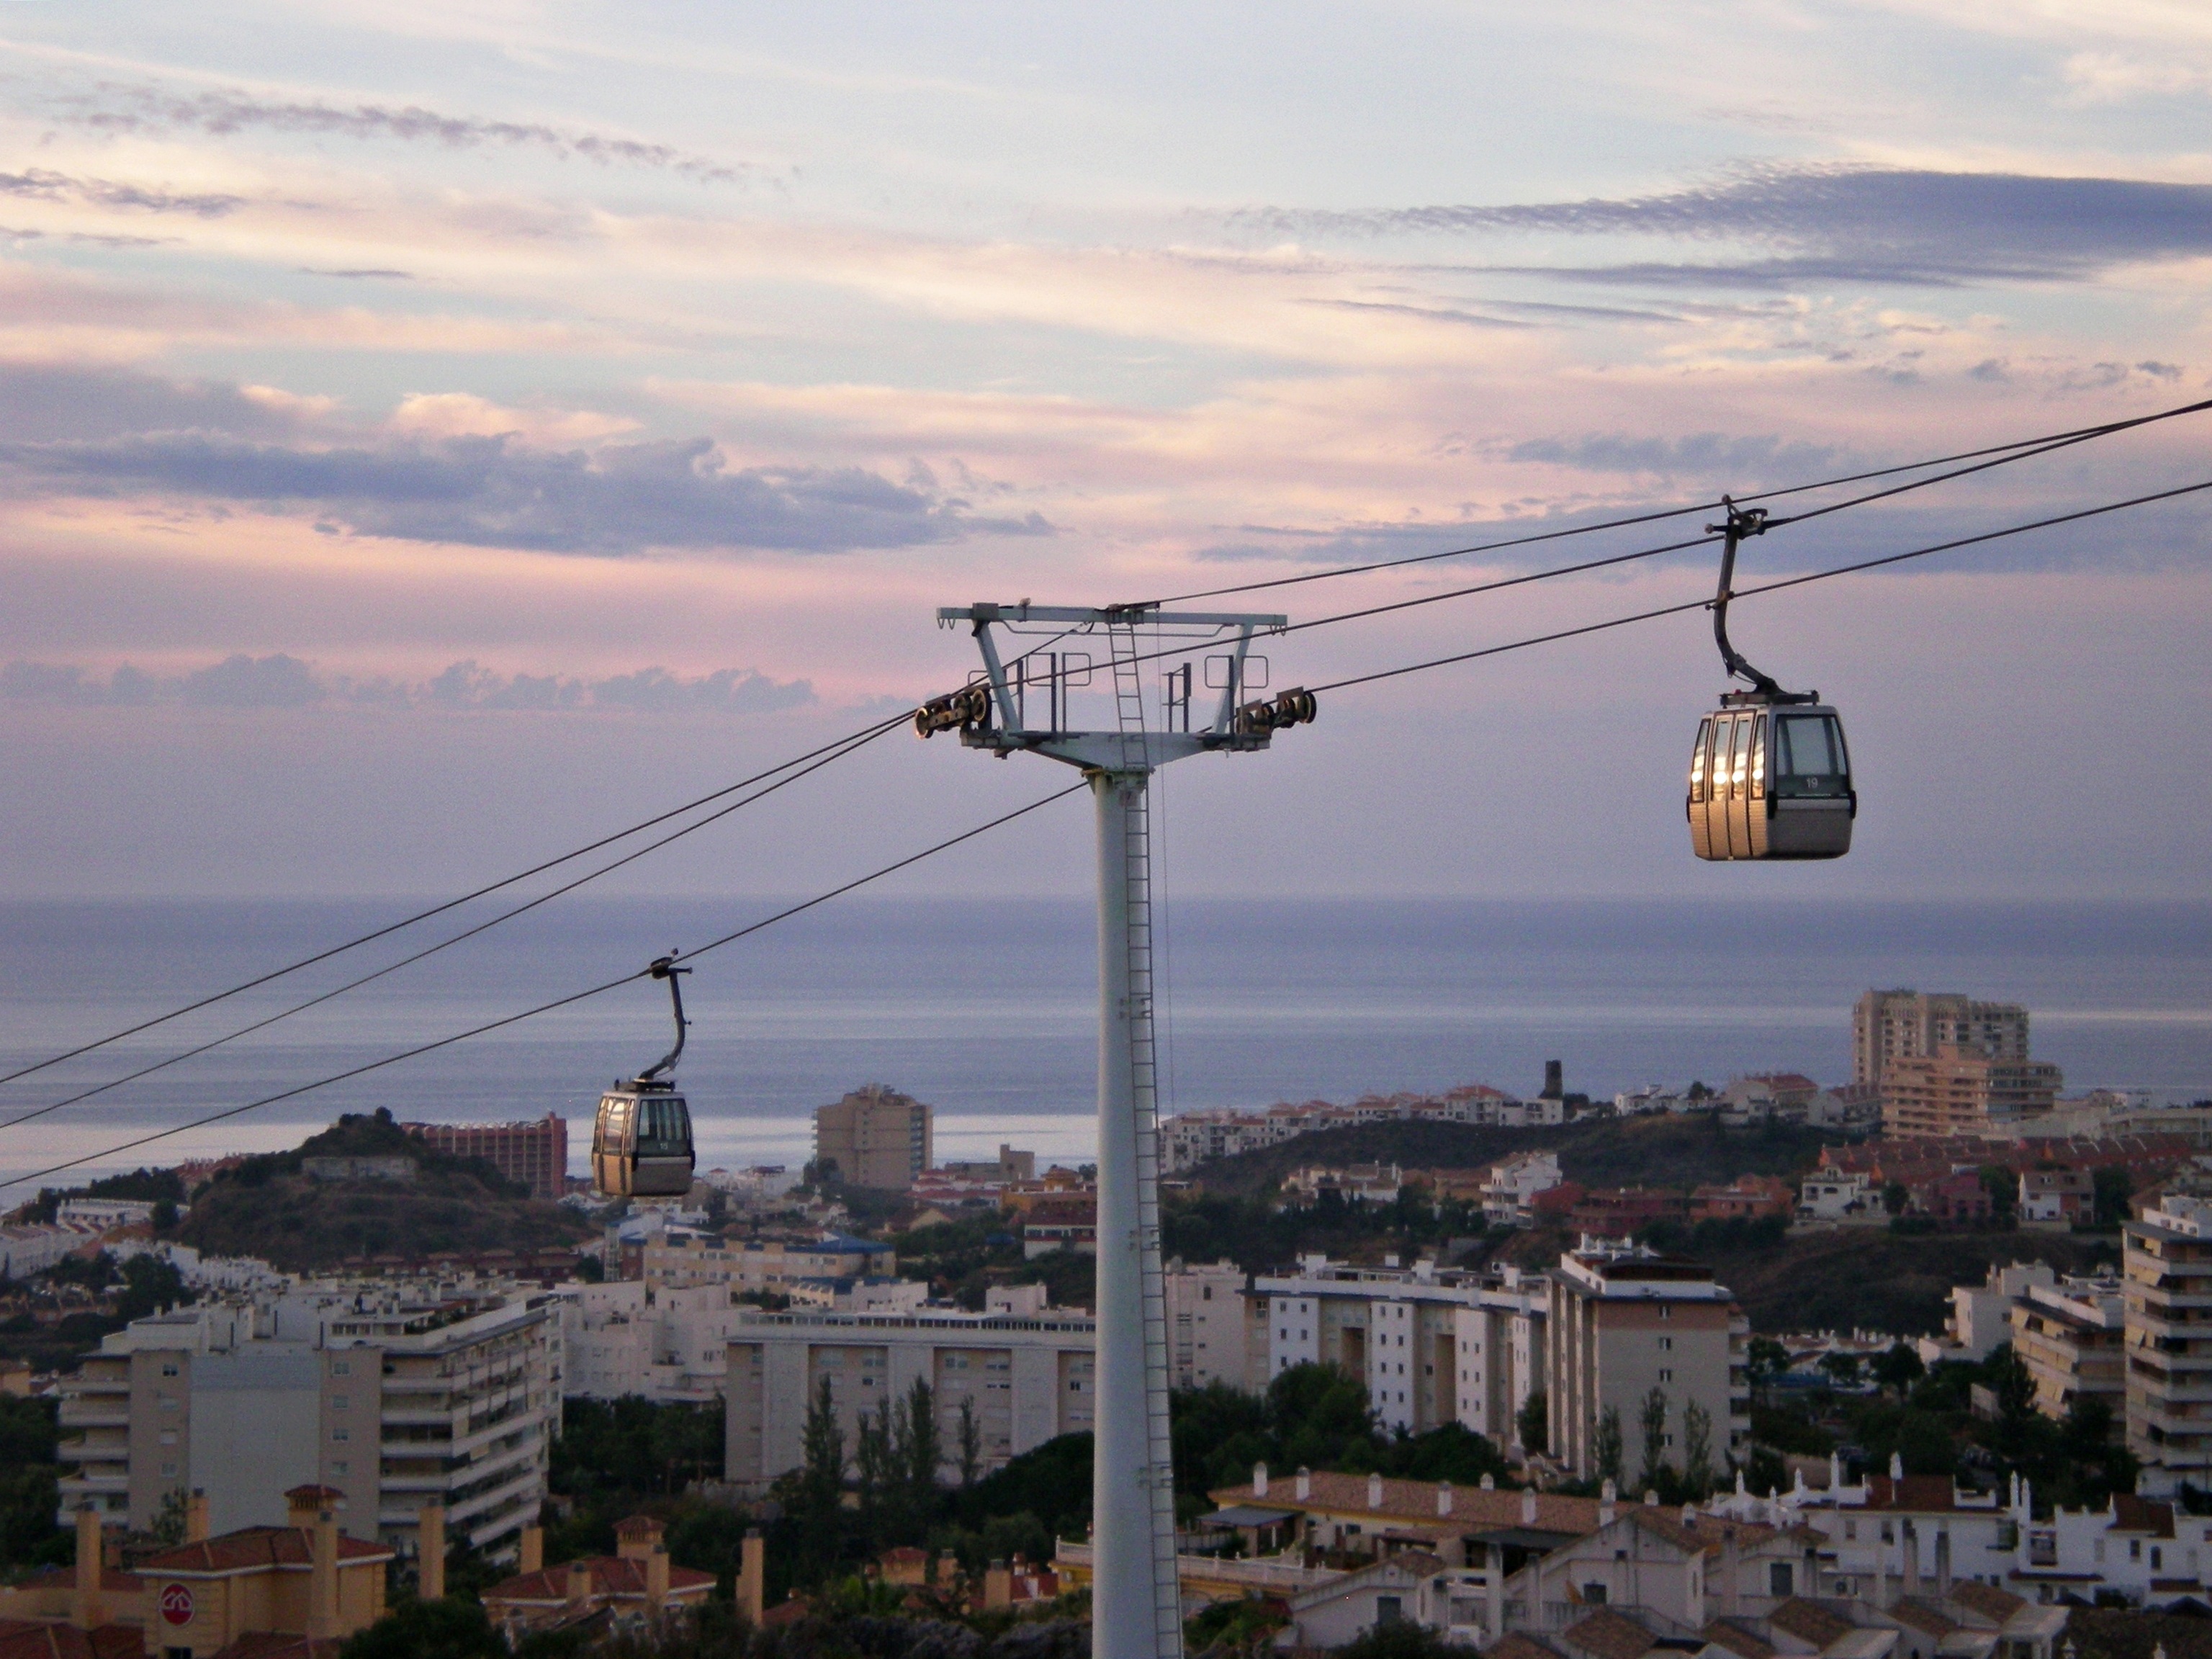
(1090, 766, 1182, 1659)
(924, 599, 1292, 1659)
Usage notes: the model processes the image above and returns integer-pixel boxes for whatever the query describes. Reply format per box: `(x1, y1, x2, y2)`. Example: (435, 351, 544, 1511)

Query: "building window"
(1658, 1370, 1673, 1383)
(1658, 1337, 1672, 1352)
(331, 1396, 349, 1411)
(1376, 1597, 1403, 1626)
(1770, 1563, 1794, 1597)
(332, 1427, 350, 1442)
(1582, 1584, 1609, 1605)
(160, 1363, 179, 1378)
(332, 1461, 349, 1476)
(331, 1360, 350, 1377)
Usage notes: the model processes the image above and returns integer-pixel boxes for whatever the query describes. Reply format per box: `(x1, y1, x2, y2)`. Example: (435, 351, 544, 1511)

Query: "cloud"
(0, 430, 1056, 554)
(52, 84, 752, 184)
(1239, 166, 2212, 287)
(0, 166, 242, 217)
(2, 655, 817, 714)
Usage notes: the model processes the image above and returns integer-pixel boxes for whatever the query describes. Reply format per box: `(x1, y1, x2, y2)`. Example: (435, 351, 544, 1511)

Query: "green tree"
(1820, 1352, 1863, 1388)
(2092, 1167, 2134, 1230)
(1871, 1342, 1925, 1391)
(853, 1399, 895, 1536)
(1515, 1391, 1547, 1453)
(1637, 1387, 1670, 1491)
(902, 1377, 943, 1514)
(1747, 1336, 1790, 1386)
(1882, 1182, 1909, 1217)
(149, 1487, 190, 1546)
(1680, 1401, 1713, 1498)
(957, 1395, 982, 1487)
(791, 1377, 846, 1576)
(1593, 1406, 1625, 1487)
(338, 1598, 505, 1659)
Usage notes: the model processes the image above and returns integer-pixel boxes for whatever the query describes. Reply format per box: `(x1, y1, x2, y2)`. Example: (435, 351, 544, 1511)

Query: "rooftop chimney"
(645, 1546, 670, 1612)
(418, 1503, 446, 1601)
(567, 1561, 594, 1606)
(985, 1559, 1012, 1610)
(739, 1529, 765, 1625)
(1367, 1473, 1385, 1509)
(1479, 1475, 1495, 1491)
(519, 1526, 544, 1575)
(1600, 1480, 1617, 1527)
(1522, 1491, 1538, 1527)
(71, 1506, 101, 1631)
(1296, 1467, 1311, 1501)
(1254, 1462, 1269, 1498)
(184, 1490, 210, 1545)
(616, 1515, 665, 1562)
(308, 1501, 341, 1641)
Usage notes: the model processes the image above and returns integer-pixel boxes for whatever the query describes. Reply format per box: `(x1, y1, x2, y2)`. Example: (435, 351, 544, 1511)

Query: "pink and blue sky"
(1, 1, 2207, 902)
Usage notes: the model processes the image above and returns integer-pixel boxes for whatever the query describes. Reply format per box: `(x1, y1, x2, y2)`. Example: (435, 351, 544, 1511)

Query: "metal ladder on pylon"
(1106, 619, 1184, 1659)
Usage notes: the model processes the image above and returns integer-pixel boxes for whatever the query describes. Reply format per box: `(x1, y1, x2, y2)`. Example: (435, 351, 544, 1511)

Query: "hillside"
(1191, 1113, 1845, 1198)
(178, 1110, 594, 1272)
(1493, 1220, 2119, 1334)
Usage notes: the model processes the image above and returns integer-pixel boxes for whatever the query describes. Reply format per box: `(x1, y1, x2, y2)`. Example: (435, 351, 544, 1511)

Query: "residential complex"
(1544, 1239, 1750, 1478)
(57, 1277, 562, 1559)
(722, 1284, 1094, 1491)
(1165, 1259, 1256, 1390)
(1253, 1256, 1547, 1442)
(1882, 1049, 2065, 1138)
(401, 1114, 570, 1199)
(813, 1084, 935, 1190)
(2123, 1193, 2212, 1495)
(1853, 989, 2032, 1087)
(2008, 1272, 2125, 1426)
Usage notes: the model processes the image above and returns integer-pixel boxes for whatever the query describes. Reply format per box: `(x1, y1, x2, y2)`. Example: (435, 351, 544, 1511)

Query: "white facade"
(562, 1280, 752, 1403)
(0, 1222, 96, 1279)
(55, 1198, 157, 1231)
(1949, 1262, 2056, 1360)
(1254, 1257, 1547, 1444)
(724, 1297, 1096, 1491)
(1798, 1170, 1877, 1220)
(1480, 1151, 1563, 1227)
(1166, 1259, 1251, 1391)
(57, 1277, 562, 1558)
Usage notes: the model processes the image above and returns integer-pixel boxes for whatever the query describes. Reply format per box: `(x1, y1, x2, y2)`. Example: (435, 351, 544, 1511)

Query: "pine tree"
(1594, 1405, 1624, 1486)
(1681, 1400, 1713, 1497)
(1638, 1386, 1670, 1491)
(957, 1394, 983, 1487)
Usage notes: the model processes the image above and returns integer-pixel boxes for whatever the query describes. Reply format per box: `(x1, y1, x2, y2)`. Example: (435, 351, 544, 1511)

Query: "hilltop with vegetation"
(178, 1110, 593, 1272)
(1189, 1112, 1844, 1200)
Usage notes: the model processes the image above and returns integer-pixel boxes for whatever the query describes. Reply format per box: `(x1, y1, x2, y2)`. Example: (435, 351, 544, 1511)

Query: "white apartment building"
(58, 1278, 561, 1560)
(723, 1285, 1095, 1491)
(2124, 1193, 2212, 1496)
(1853, 989, 2031, 1087)
(1480, 1151, 1563, 1228)
(0, 1222, 97, 1279)
(637, 1231, 893, 1292)
(1252, 1256, 1546, 1443)
(55, 1197, 158, 1231)
(1797, 1169, 1877, 1220)
(1544, 1239, 1750, 1479)
(1159, 1086, 1536, 1174)
(1166, 1259, 1253, 1392)
(562, 1281, 752, 1404)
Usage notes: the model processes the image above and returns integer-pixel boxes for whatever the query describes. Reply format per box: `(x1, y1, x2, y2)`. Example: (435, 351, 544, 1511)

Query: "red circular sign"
(160, 1583, 194, 1627)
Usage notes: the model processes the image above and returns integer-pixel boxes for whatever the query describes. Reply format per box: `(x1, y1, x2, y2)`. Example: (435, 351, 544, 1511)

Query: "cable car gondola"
(590, 956, 698, 1200)
(1687, 501, 1855, 861)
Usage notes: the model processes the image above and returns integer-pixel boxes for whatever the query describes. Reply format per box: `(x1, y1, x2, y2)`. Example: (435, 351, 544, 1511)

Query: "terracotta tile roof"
(1701, 1620, 1777, 1659)
(136, 1527, 390, 1576)
(208, 1636, 344, 1659)
(482, 1556, 715, 1604)
(1625, 1508, 1788, 1558)
(613, 1516, 664, 1539)
(9, 1567, 143, 1594)
(2111, 1496, 2176, 1539)
(1488, 1636, 1565, 1659)
(761, 1601, 809, 1628)
(1946, 1582, 2025, 1624)
(1861, 1476, 1963, 1514)
(1562, 1608, 1657, 1659)
(1889, 1598, 1958, 1637)
(1208, 1473, 1602, 1537)
(0, 1623, 143, 1659)
(1770, 1600, 1853, 1647)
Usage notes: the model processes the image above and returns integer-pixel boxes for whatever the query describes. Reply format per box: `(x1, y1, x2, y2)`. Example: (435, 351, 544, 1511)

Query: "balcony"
(59, 1407, 130, 1429)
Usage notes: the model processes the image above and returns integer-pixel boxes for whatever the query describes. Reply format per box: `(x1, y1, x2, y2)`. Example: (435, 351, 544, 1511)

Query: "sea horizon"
(1, 894, 2206, 1192)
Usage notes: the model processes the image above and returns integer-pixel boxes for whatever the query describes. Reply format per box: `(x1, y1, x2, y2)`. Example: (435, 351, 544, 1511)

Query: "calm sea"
(0, 896, 2206, 1192)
